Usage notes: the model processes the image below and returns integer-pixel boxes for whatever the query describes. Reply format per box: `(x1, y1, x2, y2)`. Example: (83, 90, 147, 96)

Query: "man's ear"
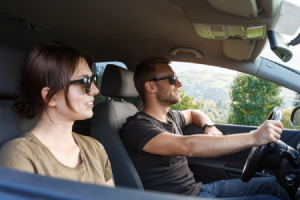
(144, 81, 157, 94)
(41, 87, 57, 107)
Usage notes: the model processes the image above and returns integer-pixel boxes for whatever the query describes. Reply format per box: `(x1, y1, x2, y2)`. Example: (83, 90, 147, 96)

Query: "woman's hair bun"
(14, 98, 37, 119)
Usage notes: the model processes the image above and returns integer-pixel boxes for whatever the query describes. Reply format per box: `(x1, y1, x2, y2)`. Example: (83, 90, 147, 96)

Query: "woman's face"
(54, 58, 99, 121)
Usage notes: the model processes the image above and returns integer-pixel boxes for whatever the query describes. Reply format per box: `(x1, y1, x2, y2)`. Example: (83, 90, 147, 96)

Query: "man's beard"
(156, 83, 181, 107)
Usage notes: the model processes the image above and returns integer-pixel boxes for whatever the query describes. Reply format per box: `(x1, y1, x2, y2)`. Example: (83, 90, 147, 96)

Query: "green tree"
(228, 73, 283, 126)
(171, 88, 201, 111)
(201, 100, 229, 123)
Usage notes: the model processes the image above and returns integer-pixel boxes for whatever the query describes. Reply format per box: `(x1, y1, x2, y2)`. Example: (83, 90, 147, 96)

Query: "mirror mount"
(268, 30, 293, 62)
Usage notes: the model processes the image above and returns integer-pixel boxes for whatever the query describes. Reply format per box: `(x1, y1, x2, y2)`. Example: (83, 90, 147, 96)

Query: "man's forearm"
(183, 133, 255, 157)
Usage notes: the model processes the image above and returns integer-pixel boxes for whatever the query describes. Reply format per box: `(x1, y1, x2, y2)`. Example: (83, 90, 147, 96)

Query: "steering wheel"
(240, 107, 282, 182)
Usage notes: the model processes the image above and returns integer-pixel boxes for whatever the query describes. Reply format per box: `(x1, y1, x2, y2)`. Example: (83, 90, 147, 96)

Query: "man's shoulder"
(124, 112, 153, 125)
(167, 109, 186, 129)
(120, 112, 165, 139)
(167, 109, 184, 120)
(167, 109, 182, 116)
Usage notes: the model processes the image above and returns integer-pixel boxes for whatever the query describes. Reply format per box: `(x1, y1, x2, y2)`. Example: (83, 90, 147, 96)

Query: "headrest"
(101, 65, 139, 99)
(0, 45, 25, 100)
(0, 100, 38, 147)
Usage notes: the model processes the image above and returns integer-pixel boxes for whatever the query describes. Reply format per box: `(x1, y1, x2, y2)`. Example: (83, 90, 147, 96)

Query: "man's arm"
(142, 120, 282, 157)
(182, 109, 222, 136)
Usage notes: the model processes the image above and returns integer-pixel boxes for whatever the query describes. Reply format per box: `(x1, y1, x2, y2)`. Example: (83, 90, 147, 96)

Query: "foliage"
(171, 88, 201, 111)
(228, 73, 283, 126)
(201, 100, 229, 123)
(179, 70, 233, 103)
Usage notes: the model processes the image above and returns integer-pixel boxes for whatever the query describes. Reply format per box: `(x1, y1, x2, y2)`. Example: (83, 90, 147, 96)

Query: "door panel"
(183, 124, 300, 184)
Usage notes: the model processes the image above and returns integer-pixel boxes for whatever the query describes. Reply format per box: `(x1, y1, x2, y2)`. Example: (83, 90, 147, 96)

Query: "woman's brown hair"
(14, 42, 94, 119)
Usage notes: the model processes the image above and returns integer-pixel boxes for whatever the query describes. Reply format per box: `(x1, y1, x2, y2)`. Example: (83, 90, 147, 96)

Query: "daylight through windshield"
(261, 0, 300, 72)
(170, 62, 299, 130)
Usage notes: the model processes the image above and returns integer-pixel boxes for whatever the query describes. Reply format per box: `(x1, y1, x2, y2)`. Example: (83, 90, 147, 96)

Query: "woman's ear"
(144, 81, 157, 94)
(41, 87, 56, 107)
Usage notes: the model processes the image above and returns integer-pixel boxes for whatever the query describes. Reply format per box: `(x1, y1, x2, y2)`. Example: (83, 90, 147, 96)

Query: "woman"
(0, 43, 114, 187)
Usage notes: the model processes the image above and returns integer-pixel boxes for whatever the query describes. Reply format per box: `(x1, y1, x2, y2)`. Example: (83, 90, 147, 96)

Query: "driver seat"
(90, 65, 143, 190)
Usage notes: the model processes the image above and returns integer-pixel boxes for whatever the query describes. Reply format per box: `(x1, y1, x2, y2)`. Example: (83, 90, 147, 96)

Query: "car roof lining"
(0, 1, 280, 61)
(0, 0, 290, 98)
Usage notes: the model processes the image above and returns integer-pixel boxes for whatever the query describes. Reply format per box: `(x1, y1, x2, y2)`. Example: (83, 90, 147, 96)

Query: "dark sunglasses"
(70, 75, 98, 94)
(149, 75, 179, 85)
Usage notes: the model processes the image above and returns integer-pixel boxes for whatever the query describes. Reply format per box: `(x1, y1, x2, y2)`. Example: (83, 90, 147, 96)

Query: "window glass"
(170, 62, 299, 130)
(93, 62, 136, 105)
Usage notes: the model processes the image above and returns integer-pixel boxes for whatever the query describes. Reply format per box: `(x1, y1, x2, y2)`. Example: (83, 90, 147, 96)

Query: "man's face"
(153, 63, 182, 106)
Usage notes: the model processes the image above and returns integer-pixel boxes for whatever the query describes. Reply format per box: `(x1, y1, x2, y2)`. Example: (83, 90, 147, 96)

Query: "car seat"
(90, 65, 143, 190)
(0, 100, 38, 147)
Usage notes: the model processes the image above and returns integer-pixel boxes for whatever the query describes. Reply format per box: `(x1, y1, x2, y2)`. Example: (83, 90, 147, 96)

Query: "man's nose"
(175, 79, 182, 87)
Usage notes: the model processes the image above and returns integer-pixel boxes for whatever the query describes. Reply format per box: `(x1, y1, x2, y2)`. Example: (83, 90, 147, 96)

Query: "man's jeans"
(198, 177, 290, 200)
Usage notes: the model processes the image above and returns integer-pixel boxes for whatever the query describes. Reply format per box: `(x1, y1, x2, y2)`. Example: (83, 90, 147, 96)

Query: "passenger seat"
(90, 65, 143, 190)
(0, 100, 38, 147)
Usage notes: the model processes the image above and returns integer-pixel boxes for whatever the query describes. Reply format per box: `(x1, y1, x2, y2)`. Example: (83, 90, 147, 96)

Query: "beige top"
(0, 132, 112, 186)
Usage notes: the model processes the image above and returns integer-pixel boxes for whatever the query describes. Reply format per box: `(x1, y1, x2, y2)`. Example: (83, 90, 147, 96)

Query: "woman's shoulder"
(1, 133, 35, 153)
(0, 133, 37, 173)
(0, 133, 35, 163)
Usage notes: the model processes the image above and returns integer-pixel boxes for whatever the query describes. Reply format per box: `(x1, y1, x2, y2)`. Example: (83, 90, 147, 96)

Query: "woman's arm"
(105, 178, 115, 187)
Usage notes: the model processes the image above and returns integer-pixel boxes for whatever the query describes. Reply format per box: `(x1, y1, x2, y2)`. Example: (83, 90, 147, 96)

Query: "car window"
(94, 62, 136, 106)
(170, 62, 299, 130)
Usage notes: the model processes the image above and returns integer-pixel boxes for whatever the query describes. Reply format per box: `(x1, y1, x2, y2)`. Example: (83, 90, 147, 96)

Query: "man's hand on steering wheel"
(241, 108, 284, 183)
(251, 120, 283, 146)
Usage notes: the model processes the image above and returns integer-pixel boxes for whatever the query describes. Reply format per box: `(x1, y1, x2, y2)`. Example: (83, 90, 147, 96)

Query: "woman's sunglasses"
(70, 75, 98, 94)
(149, 75, 179, 85)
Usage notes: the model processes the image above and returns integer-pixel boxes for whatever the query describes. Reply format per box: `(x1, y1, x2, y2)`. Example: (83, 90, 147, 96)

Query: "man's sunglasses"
(70, 75, 98, 94)
(149, 75, 179, 85)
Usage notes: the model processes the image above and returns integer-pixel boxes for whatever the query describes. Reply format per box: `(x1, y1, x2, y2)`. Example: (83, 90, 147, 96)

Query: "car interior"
(0, 0, 300, 199)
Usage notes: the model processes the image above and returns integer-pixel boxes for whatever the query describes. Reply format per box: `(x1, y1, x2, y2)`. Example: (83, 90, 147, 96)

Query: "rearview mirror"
(268, 30, 293, 62)
(291, 106, 300, 127)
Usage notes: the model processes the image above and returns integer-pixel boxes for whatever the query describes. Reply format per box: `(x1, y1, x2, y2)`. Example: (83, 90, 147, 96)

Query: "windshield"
(260, 0, 300, 72)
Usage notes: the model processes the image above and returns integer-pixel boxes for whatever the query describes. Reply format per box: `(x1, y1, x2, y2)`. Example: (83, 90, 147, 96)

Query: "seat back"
(0, 100, 38, 147)
(90, 65, 143, 190)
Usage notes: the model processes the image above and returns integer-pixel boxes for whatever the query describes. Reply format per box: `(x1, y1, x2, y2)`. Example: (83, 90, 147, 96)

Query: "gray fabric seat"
(0, 100, 38, 147)
(90, 65, 143, 190)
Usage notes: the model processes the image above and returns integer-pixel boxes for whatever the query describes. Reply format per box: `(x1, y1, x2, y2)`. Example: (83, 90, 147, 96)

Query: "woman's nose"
(89, 82, 99, 96)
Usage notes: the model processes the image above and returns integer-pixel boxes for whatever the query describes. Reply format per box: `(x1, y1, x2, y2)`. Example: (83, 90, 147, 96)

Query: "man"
(120, 57, 289, 199)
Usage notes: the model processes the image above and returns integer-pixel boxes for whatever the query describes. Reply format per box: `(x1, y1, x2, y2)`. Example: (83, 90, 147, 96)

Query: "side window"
(93, 62, 136, 106)
(170, 62, 299, 130)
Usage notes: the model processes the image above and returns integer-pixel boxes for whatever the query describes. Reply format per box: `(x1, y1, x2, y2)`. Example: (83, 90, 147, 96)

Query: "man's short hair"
(134, 56, 171, 100)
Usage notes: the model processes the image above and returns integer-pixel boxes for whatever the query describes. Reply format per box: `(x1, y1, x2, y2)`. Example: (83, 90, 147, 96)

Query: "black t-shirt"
(120, 109, 202, 196)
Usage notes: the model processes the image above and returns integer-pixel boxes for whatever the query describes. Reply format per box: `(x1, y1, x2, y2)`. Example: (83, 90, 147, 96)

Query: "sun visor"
(206, 0, 260, 18)
(222, 40, 256, 61)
